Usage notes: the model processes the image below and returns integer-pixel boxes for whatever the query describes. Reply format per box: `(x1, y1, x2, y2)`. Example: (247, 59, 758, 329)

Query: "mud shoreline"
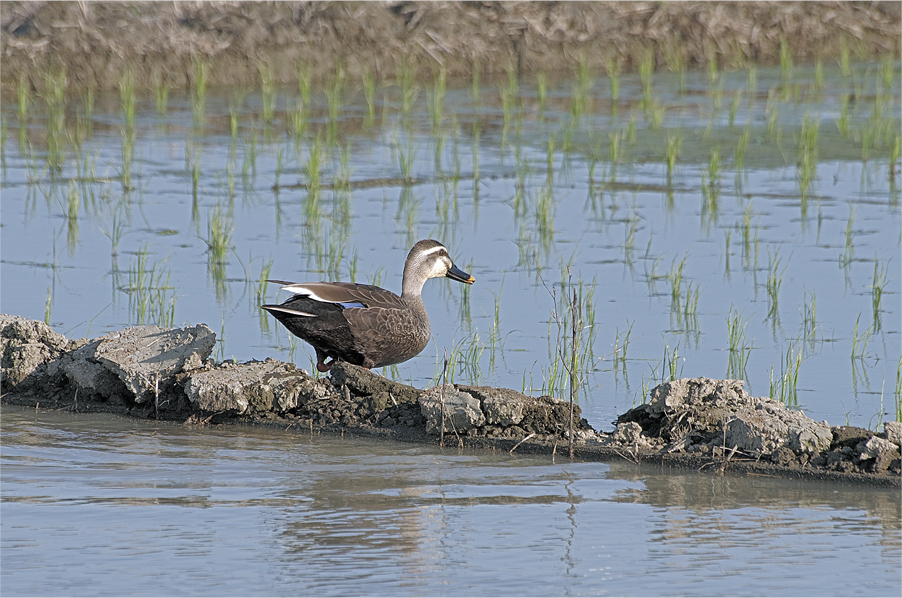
(2, 316, 899, 487)
(2, 2, 900, 94)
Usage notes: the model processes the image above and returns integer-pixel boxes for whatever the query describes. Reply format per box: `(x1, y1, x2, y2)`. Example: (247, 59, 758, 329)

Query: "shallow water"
(2, 406, 899, 597)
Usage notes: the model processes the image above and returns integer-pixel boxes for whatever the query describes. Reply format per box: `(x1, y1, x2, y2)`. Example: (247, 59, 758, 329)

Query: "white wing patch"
(278, 283, 330, 302)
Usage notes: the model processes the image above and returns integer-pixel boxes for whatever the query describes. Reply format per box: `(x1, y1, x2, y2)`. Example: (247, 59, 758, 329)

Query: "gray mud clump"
(1, 316, 899, 486)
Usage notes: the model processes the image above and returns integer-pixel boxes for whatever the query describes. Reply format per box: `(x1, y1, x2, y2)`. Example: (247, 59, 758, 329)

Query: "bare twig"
(509, 433, 536, 454)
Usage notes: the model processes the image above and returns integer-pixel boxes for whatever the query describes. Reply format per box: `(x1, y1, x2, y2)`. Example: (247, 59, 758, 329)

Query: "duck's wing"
(269, 281, 406, 310)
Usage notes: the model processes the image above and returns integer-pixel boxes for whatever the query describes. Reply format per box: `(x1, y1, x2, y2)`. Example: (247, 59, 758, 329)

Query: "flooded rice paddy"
(1, 58, 901, 596)
(3, 60, 900, 432)
(2, 406, 900, 596)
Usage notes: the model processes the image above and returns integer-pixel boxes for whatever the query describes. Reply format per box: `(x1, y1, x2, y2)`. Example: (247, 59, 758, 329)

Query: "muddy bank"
(2, 315, 899, 487)
(2, 2, 899, 94)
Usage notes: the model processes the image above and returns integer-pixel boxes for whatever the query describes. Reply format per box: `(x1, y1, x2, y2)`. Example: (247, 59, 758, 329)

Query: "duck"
(262, 239, 475, 372)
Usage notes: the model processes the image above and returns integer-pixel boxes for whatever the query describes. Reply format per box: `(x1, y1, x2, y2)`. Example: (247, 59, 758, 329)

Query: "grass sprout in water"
(124, 246, 177, 327)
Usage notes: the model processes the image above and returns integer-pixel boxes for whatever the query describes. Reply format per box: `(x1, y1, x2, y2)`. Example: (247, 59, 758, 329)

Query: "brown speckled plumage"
(262, 240, 474, 371)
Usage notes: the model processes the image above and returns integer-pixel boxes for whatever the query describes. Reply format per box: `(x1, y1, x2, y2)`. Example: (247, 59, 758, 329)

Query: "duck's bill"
(446, 264, 475, 284)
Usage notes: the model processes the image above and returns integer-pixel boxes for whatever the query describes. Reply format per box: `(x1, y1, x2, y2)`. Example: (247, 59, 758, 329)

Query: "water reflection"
(2, 407, 899, 596)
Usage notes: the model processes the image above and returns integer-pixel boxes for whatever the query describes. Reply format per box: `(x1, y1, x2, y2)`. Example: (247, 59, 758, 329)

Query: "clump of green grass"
(257, 61, 277, 124)
(726, 306, 752, 380)
(205, 205, 234, 281)
(639, 47, 654, 110)
(766, 248, 788, 319)
(154, 73, 169, 115)
(770, 340, 803, 407)
(664, 132, 682, 184)
(839, 205, 855, 267)
(191, 57, 209, 125)
(797, 113, 820, 207)
(42, 65, 67, 173)
(801, 290, 817, 345)
(850, 314, 873, 362)
(606, 55, 621, 112)
(362, 67, 376, 128)
(125, 246, 177, 327)
(869, 255, 892, 331)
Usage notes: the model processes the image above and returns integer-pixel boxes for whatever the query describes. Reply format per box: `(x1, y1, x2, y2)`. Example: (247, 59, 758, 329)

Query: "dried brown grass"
(1, 1, 899, 93)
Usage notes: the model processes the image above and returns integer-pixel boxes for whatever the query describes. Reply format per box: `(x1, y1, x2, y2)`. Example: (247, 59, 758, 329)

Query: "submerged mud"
(2, 2, 900, 93)
(2, 316, 899, 487)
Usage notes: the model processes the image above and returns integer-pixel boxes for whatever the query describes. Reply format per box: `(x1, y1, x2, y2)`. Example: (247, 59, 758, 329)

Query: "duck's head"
(403, 239, 475, 294)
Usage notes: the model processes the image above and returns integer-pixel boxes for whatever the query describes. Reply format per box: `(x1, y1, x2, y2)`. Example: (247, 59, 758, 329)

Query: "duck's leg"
(315, 349, 336, 372)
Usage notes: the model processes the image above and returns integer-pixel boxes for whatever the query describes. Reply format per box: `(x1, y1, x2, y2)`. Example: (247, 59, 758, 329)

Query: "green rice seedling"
(706, 43, 719, 85)
(702, 148, 721, 220)
(397, 58, 417, 121)
(726, 306, 752, 380)
(154, 74, 168, 115)
(669, 252, 688, 310)
(608, 129, 624, 181)
(44, 287, 52, 325)
(42, 66, 67, 173)
(797, 113, 820, 204)
(17, 72, 30, 126)
(126, 246, 177, 327)
(682, 280, 700, 331)
(297, 61, 312, 108)
(326, 65, 344, 143)
(723, 229, 732, 275)
(500, 63, 519, 150)
(839, 204, 855, 267)
(850, 314, 874, 362)
(639, 47, 654, 110)
(649, 99, 665, 130)
(0, 115, 7, 173)
(429, 66, 447, 132)
(747, 66, 757, 106)
(606, 55, 621, 112)
(536, 71, 547, 115)
(801, 290, 817, 346)
(191, 57, 208, 126)
(765, 247, 787, 319)
(396, 135, 415, 184)
(895, 355, 901, 422)
(305, 131, 323, 196)
(813, 58, 825, 95)
(257, 61, 277, 124)
(362, 67, 376, 128)
(779, 36, 793, 84)
(662, 339, 684, 383)
(879, 53, 894, 92)
(770, 340, 803, 406)
(765, 88, 779, 139)
(665, 131, 682, 184)
(191, 154, 201, 213)
(728, 90, 742, 127)
(890, 132, 900, 189)
(64, 181, 79, 254)
(611, 320, 634, 374)
(662, 40, 686, 92)
(734, 124, 751, 176)
(535, 183, 555, 250)
(205, 205, 234, 274)
(869, 255, 891, 331)
(839, 36, 852, 76)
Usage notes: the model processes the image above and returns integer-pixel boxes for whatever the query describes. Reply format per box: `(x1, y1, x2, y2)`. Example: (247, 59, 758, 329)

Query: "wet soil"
(2, 2, 900, 94)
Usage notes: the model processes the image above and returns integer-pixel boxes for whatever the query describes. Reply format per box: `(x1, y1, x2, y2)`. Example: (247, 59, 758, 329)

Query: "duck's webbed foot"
(316, 357, 336, 372)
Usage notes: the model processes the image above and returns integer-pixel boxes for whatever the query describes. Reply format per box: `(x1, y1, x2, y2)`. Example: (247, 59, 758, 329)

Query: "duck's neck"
(400, 268, 429, 315)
